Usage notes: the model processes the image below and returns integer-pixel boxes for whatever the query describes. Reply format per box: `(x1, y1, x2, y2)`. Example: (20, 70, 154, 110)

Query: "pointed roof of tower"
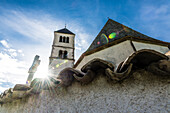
(55, 28, 75, 35)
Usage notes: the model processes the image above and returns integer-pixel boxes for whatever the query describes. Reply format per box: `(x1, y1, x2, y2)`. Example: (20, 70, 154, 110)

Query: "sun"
(34, 64, 49, 79)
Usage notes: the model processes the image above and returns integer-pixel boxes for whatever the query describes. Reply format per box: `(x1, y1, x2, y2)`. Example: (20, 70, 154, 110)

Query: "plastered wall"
(53, 33, 75, 48)
(76, 40, 134, 70)
(132, 41, 169, 54)
(76, 40, 169, 70)
(0, 69, 169, 113)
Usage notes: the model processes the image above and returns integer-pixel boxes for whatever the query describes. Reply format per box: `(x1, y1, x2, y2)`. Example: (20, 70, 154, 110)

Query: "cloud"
(18, 50, 23, 53)
(75, 47, 82, 51)
(0, 40, 10, 48)
(0, 45, 28, 93)
(140, 5, 170, 21)
(0, 86, 8, 93)
(0, 11, 54, 44)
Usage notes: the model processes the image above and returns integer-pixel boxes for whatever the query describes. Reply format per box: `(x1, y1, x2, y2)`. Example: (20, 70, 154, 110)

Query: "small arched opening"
(63, 36, 66, 42)
(59, 50, 63, 58)
(59, 36, 62, 42)
(66, 37, 69, 43)
(63, 51, 68, 59)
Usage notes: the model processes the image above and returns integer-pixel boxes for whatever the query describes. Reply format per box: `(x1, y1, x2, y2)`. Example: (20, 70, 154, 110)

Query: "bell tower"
(49, 27, 75, 76)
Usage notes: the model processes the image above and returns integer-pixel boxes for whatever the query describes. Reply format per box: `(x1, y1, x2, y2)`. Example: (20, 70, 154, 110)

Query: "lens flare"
(26, 80, 30, 84)
(97, 41, 100, 45)
(56, 64, 60, 68)
(56, 60, 68, 68)
(64, 60, 68, 63)
(108, 32, 117, 39)
(101, 33, 109, 44)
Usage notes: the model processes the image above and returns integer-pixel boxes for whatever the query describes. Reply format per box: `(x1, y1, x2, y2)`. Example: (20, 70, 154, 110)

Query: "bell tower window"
(63, 51, 68, 59)
(63, 36, 66, 42)
(59, 50, 62, 58)
(59, 36, 62, 42)
(59, 36, 69, 43)
(66, 37, 69, 43)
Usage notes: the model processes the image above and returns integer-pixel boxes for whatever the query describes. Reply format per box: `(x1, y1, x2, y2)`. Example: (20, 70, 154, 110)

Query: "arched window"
(59, 50, 62, 58)
(63, 36, 66, 42)
(66, 37, 69, 43)
(59, 36, 62, 42)
(63, 51, 68, 59)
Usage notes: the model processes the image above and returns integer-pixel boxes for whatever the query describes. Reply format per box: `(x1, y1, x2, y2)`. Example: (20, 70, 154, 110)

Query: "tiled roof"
(87, 19, 169, 52)
(55, 28, 75, 35)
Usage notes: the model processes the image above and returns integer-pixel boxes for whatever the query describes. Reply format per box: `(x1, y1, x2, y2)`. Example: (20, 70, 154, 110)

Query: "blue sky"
(0, 0, 170, 92)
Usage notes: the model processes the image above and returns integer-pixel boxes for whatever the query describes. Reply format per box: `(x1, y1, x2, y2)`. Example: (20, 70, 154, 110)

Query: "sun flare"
(34, 64, 49, 79)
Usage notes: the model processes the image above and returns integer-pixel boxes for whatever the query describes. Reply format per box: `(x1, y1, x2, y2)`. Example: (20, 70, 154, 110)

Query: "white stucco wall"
(49, 59, 73, 76)
(0, 70, 169, 113)
(51, 47, 74, 59)
(54, 33, 75, 48)
(76, 40, 169, 70)
(132, 41, 169, 54)
(76, 40, 135, 70)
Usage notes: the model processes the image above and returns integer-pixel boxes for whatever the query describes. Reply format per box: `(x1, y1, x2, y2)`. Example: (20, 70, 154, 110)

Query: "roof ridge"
(55, 28, 75, 35)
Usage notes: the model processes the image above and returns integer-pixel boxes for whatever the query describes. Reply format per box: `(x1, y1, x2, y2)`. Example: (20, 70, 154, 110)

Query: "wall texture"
(132, 41, 169, 54)
(76, 40, 135, 70)
(75, 40, 169, 70)
(0, 69, 169, 113)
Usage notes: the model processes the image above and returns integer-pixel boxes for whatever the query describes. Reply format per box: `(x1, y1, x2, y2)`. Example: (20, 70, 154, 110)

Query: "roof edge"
(54, 31, 75, 35)
(54, 28, 75, 35)
(74, 36, 170, 68)
(87, 18, 168, 51)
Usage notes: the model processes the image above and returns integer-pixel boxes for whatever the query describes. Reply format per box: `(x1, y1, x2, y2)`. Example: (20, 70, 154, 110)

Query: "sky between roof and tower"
(0, 0, 170, 93)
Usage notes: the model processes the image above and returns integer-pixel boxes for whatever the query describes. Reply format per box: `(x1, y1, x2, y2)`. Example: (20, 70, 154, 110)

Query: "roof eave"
(54, 31, 75, 35)
(74, 36, 170, 68)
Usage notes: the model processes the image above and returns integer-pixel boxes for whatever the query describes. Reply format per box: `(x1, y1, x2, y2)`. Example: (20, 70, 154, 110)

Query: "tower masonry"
(49, 27, 75, 76)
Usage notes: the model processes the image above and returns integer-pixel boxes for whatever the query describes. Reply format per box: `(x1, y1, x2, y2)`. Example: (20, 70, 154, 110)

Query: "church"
(48, 19, 169, 74)
(0, 19, 170, 113)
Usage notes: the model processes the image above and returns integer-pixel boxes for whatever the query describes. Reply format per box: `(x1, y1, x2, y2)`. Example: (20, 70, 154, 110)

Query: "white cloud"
(0, 40, 10, 48)
(75, 47, 82, 51)
(18, 50, 23, 53)
(0, 86, 8, 93)
(0, 12, 51, 43)
(6, 49, 18, 57)
(8, 49, 16, 52)
(140, 5, 170, 21)
(0, 52, 27, 77)
(0, 78, 6, 82)
(10, 52, 17, 57)
(0, 51, 28, 93)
